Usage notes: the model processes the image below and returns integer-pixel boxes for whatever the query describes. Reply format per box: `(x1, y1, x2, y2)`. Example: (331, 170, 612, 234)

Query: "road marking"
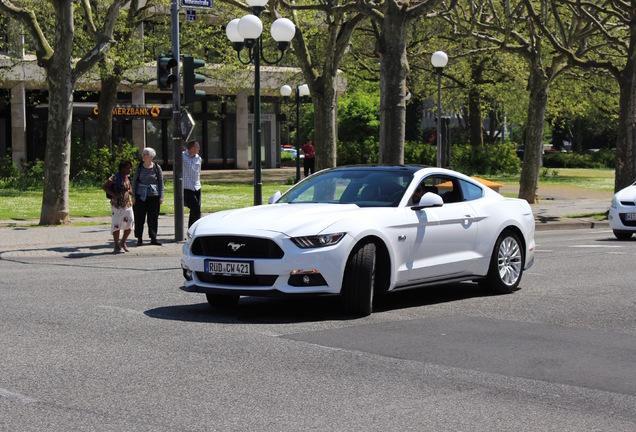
(570, 245, 623, 248)
(257, 331, 283, 337)
(0, 388, 38, 404)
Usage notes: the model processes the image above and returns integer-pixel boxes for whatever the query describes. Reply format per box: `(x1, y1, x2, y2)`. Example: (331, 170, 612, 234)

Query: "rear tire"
(613, 230, 633, 240)
(342, 242, 376, 317)
(206, 293, 240, 308)
(480, 231, 524, 294)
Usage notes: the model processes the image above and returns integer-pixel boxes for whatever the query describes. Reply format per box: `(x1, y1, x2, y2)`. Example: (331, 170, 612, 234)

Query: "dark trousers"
(133, 195, 160, 241)
(303, 157, 315, 177)
(184, 188, 201, 228)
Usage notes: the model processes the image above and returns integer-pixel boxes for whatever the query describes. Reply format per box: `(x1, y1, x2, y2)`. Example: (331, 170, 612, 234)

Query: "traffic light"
(183, 56, 206, 104)
(157, 54, 177, 90)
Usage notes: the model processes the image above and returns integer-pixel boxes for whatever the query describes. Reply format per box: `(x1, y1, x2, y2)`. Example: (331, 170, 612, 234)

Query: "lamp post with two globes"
(431, 51, 449, 168)
(280, 83, 310, 183)
(226, 1, 295, 205)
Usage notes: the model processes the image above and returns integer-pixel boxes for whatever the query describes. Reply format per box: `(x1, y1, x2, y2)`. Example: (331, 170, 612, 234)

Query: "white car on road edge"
(609, 180, 636, 239)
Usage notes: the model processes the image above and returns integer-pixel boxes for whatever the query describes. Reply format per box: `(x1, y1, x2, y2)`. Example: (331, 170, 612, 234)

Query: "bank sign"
(181, 0, 212, 7)
(92, 105, 169, 119)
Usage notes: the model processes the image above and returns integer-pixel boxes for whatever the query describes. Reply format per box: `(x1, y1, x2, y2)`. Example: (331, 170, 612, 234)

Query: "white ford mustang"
(181, 166, 535, 316)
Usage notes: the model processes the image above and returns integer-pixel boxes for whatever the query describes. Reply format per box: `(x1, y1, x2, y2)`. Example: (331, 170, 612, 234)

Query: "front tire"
(613, 230, 633, 240)
(206, 293, 240, 308)
(342, 242, 376, 317)
(480, 231, 524, 294)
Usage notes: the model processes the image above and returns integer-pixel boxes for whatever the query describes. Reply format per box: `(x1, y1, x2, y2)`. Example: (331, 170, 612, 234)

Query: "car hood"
(192, 203, 368, 237)
(617, 185, 636, 201)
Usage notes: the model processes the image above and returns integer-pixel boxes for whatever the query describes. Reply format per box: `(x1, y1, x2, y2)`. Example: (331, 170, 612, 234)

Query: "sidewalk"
(0, 168, 612, 259)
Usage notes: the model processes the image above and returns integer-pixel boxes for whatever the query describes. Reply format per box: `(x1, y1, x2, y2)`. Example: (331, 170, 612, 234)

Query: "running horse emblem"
(227, 242, 246, 252)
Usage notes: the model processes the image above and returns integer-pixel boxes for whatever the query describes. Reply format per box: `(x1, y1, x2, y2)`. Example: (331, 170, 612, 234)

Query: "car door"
(404, 175, 480, 282)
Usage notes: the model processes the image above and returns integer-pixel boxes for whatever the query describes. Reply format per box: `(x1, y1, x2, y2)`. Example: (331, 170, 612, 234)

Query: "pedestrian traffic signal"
(157, 54, 177, 90)
(183, 56, 206, 104)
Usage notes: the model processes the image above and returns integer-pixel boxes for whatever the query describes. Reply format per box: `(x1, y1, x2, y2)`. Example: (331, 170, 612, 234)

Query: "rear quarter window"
(460, 179, 483, 201)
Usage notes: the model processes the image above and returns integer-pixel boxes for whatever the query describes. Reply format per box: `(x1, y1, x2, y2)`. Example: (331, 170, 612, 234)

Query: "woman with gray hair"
(132, 147, 164, 246)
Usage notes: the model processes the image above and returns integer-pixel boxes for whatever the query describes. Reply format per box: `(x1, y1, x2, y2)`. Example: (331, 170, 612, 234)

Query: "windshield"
(277, 169, 414, 207)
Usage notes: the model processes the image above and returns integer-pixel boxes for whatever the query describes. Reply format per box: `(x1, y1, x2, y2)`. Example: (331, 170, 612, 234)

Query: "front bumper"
(180, 234, 356, 297)
(609, 207, 636, 231)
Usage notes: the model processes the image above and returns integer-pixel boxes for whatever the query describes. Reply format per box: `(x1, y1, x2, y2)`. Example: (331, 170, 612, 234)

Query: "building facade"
(1, 56, 308, 171)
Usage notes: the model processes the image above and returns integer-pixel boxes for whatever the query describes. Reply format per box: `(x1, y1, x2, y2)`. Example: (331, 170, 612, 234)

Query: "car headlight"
(291, 233, 345, 249)
(611, 195, 619, 209)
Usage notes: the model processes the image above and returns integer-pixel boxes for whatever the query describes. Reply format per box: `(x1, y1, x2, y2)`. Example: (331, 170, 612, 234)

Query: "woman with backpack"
(103, 160, 134, 253)
(132, 147, 164, 246)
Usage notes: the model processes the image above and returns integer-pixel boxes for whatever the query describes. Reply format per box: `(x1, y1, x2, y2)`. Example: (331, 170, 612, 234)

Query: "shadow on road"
(145, 281, 496, 324)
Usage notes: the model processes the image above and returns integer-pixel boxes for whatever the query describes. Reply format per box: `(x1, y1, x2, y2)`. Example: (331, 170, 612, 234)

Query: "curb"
(535, 219, 609, 231)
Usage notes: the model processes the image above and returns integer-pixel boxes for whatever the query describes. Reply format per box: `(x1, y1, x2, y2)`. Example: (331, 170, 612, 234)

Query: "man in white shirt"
(183, 140, 202, 227)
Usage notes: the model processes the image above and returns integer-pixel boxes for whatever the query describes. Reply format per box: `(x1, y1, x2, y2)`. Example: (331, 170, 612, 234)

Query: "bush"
(542, 150, 614, 169)
(281, 152, 295, 162)
(71, 140, 141, 185)
(0, 158, 45, 189)
(590, 149, 615, 168)
(404, 142, 520, 175)
(1, 141, 141, 190)
(452, 143, 521, 175)
(404, 140, 436, 165)
(337, 138, 379, 165)
(0, 155, 19, 180)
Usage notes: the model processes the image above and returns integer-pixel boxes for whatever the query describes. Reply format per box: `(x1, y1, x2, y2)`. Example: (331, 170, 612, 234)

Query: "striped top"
(133, 163, 164, 200)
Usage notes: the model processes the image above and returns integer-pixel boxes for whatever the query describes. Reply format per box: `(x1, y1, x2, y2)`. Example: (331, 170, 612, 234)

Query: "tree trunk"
(614, 57, 636, 191)
(39, 1, 75, 226)
(97, 75, 119, 149)
(378, 3, 408, 164)
(518, 68, 548, 204)
(310, 78, 338, 170)
(468, 87, 483, 146)
(571, 118, 582, 153)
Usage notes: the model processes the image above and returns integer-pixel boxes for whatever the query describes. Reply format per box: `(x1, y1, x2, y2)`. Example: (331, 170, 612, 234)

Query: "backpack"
(132, 162, 160, 194)
(106, 173, 122, 199)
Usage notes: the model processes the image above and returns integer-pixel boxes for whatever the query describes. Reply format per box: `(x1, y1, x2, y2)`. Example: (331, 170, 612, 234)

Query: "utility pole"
(171, 0, 184, 242)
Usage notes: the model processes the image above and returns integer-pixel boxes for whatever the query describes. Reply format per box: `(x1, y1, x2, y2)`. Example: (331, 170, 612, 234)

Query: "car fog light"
(182, 266, 193, 281)
(289, 269, 327, 287)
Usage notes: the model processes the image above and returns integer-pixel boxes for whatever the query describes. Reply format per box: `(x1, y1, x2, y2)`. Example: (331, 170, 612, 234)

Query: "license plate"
(206, 260, 252, 276)
(625, 213, 636, 221)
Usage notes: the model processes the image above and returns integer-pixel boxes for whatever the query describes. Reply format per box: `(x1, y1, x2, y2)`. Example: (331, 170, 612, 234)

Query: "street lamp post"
(226, 1, 295, 205)
(431, 51, 448, 168)
(280, 83, 309, 183)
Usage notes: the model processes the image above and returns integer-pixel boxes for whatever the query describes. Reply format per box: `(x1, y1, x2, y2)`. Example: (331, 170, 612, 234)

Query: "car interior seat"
(441, 188, 462, 203)
(421, 185, 439, 195)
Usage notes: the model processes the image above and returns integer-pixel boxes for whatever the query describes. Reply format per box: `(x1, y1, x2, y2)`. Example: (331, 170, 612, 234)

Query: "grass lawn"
(490, 168, 616, 192)
(0, 181, 290, 221)
(0, 168, 614, 221)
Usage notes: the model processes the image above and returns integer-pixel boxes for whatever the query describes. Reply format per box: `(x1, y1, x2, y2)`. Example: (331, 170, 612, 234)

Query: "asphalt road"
(1, 228, 635, 431)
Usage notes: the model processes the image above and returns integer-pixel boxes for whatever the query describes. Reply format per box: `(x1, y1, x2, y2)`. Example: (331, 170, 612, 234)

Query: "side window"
(460, 179, 483, 201)
(430, 176, 462, 204)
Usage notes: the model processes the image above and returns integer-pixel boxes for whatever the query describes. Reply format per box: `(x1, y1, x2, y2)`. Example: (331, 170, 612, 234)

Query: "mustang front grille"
(191, 235, 284, 258)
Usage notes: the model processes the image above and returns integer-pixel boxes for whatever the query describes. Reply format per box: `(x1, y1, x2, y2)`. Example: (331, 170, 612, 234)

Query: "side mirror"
(412, 192, 444, 210)
(268, 191, 282, 204)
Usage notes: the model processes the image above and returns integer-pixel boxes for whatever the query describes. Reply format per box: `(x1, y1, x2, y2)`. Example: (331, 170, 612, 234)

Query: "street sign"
(186, 9, 196, 21)
(180, 109, 195, 141)
(181, 0, 212, 8)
